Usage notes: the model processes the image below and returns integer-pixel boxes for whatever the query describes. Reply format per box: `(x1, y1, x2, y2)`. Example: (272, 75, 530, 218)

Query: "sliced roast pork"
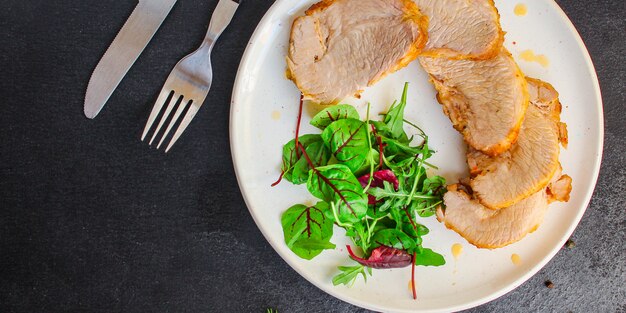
(468, 78, 568, 209)
(419, 50, 529, 156)
(438, 169, 572, 249)
(414, 0, 504, 59)
(287, 0, 428, 104)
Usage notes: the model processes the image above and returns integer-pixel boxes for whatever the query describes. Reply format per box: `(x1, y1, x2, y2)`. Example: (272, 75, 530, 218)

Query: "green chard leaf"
(369, 120, 391, 136)
(307, 164, 368, 225)
(281, 202, 335, 260)
(332, 264, 372, 286)
(310, 104, 360, 130)
(413, 248, 446, 266)
(401, 217, 429, 238)
(280, 134, 323, 183)
(371, 228, 417, 251)
(291, 141, 330, 184)
(291, 239, 336, 250)
(321, 119, 370, 173)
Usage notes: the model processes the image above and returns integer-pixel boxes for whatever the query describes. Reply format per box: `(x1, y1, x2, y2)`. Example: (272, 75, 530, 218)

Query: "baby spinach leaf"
(321, 119, 369, 173)
(291, 141, 330, 185)
(413, 248, 446, 266)
(307, 164, 368, 225)
(281, 202, 334, 260)
(310, 104, 360, 130)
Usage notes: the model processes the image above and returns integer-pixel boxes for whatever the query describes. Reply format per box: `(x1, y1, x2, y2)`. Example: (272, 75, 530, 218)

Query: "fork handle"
(203, 0, 240, 49)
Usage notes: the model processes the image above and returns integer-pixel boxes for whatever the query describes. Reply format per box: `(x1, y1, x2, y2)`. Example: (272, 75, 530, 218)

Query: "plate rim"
(228, 0, 604, 311)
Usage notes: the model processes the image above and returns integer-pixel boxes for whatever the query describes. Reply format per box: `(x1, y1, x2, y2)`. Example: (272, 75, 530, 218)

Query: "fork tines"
(141, 89, 199, 153)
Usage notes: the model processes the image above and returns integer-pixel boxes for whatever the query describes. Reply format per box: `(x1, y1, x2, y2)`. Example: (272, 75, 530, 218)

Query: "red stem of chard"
(298, 143, 358, 218)
(411, 252, 417, 300)
(371, 125, 384, 170)
(346, 245, 358, 260)
(271, 171, 284, 187)
(294, 94, 304, 158)
(271, 94, 304, 187)
(404, 208, 418, 231)
(404, 208, 418, 300)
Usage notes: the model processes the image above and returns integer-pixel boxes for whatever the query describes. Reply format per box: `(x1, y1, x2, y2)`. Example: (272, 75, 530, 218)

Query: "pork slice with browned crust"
(437, 167, 572, 249)
(287, 0, 428, 104)
(419, 49, 529, 156)
(467, 78, 568, 209)
(415, 0, 504, 60)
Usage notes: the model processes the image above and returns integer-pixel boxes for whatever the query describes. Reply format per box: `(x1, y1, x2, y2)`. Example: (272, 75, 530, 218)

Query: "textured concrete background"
(0, 0, 623, 312)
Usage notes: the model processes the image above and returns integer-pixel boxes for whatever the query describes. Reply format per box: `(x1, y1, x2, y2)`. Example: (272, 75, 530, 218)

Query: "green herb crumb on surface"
(275, 83, 447, 299)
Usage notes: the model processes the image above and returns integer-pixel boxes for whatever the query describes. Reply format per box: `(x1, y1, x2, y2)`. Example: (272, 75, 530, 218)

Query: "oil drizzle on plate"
(520, 50, 550, 68)
(514, 3, 528, 16)
(451, 243, 463, 280)
(511, 253, 522, 266)
(271, 110, 281, 120)
(451, 243, 463, 260)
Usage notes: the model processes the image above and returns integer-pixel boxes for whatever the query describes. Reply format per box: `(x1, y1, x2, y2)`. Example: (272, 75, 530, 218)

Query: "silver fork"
(141, 0, 241, 152)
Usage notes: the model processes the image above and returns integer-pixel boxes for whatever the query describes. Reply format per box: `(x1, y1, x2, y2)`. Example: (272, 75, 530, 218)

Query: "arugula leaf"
(383, 82, 409, 140)
(408, 175, 446, 218)
(291, 140, 330, 185)
(307, 164, 368, 225)
(280, 134, 323, 182)
(281, 202, 335, 260)
(310, 104, 360, 130)
(321, 119, 370, 173)
(332, 264, 372, 286)
(380, 135, 426, 160)
(413, 248, 446, 266)
(369, 182, 440, 204)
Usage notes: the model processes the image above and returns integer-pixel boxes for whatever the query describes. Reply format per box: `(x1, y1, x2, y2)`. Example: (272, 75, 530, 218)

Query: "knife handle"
(203, 0, 239, 48)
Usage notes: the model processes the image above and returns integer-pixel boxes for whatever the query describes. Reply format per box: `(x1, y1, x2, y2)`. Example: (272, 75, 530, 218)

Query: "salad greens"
(275, 83, 447, 299)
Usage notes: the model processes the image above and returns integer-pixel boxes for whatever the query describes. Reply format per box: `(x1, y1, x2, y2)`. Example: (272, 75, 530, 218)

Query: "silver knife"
(85, 0, 177, 119)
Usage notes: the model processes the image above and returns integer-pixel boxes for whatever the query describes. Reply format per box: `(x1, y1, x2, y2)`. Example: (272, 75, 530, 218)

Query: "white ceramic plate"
(230, 1, 603, 312)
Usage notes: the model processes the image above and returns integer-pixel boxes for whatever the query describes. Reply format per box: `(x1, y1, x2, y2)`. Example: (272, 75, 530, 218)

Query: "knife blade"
(85, 0, 177, 119)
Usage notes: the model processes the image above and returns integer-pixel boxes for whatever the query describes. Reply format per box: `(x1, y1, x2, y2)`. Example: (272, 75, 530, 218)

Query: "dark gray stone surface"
(0, 1, 623, 312)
